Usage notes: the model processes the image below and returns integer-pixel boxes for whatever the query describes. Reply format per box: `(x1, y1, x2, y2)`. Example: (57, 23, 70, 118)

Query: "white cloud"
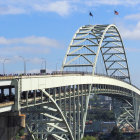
(125, 13, 140, 20)
(0, 36, 63, 56)
(33, 1, 72, 16)
(29, 58, 43, 64)
(126, 47, 140, 53)
(0, 0, 139, 16)
(0, 46, 49, 56)
(0, 0, 73, 16)
(0, 36, 61, 47)
(119, 22, 140, 40)
(84, 0, 140, 6)
(0, 6, 26, 15)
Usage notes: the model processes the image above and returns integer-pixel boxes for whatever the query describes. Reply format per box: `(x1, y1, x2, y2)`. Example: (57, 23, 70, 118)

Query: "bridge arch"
(62, 24, 131, 83)
(3, 24, 138, 140)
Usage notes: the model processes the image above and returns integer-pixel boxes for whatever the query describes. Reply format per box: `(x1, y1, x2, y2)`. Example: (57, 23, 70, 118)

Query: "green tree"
(81, 135, 96, 140)
(18, 128, 25, 136)
(111, 126, 123, 140)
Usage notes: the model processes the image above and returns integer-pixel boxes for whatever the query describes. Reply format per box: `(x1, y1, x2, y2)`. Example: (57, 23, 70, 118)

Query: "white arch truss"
(62, 24, 131, 83)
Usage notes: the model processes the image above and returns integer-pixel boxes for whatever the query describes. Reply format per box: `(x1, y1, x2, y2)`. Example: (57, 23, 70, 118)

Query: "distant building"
(40, 69, 46, 74)
(85, 121, 116, 134)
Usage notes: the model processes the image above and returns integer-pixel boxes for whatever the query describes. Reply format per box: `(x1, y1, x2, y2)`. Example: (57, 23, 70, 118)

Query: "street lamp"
(1, 58, 9, 75)
(0, 58, 9, 75)
(56, 59, 62, 72)
(56, 62, 59, 71)
(19, 56, 28, 75)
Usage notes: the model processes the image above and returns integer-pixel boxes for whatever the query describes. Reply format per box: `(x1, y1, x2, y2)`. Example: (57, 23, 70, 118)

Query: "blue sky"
(0, 0, 140, 87)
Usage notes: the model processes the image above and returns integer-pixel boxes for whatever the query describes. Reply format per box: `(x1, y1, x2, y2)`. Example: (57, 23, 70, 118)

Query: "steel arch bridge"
(1, 24, 140, 140)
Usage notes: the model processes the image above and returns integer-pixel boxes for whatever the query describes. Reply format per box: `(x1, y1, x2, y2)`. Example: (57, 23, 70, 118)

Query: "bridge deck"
(0, 73, 140, 113)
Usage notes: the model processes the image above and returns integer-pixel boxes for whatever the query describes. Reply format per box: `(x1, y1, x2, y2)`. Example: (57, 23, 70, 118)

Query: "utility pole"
(2, 58, 9, 75)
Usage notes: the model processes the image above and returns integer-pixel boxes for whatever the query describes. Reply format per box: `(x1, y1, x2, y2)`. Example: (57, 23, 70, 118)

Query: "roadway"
(0, 72, 140, 113)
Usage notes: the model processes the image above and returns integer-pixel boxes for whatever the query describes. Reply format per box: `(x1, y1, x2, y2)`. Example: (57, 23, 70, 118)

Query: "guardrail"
(0, 71, 139, 91)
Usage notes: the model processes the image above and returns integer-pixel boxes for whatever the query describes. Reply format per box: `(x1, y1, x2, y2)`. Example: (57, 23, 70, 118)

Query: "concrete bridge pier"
(0, 111, 25, 140)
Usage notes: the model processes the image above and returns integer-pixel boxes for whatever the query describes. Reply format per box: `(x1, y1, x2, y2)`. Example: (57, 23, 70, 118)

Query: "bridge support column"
(0, 111, 25, 140)
(133, 93, 140, 130)
(14, 79, 21, 111)
(112, 97, 136, 131)
(9, 87, 12, 98)
(0, 88, 4, 101)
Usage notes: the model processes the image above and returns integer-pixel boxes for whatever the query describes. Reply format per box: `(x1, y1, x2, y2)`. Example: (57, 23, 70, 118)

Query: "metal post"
(77, 85, 80, 140)
(3, 62, 4, 75)
(73, 85, 76, 140)
(59, 87, 61, 108)
(82, 84, 91, 137)
(81, 85, 84, 136)
(26, 91, 28, 107)
(2, 58, 9, 75)
(56, 63, 57, 71)
(24, 60, 26, 75)
(69, 86, 71, 128)
(34, 90, 36, 104)
(9, 87, 12, 99)
(45, 60, 46, 71)
(1, 88, 4, 99)
(41, 90, 43, 103)
(64, 86, 66, 117)
(133, 93, 139, 130)
(54, 88, 56, 101)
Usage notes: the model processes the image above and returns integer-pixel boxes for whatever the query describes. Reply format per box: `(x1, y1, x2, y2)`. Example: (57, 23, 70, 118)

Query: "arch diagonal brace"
(40, 89, 74, 140)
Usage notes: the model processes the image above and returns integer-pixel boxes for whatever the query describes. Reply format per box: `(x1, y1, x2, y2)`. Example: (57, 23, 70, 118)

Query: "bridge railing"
(0, 71, 139, 91)
(52, 71, 140, 92)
